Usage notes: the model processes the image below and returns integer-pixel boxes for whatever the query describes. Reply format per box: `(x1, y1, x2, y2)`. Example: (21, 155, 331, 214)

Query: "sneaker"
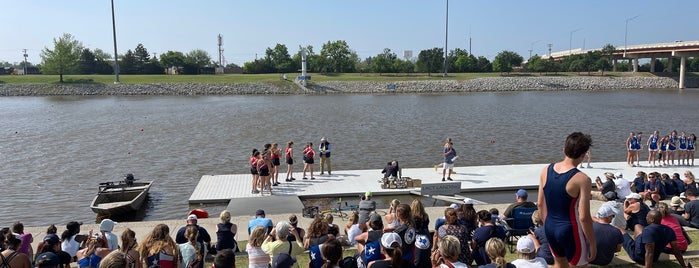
(273, 182, 279, 186)
(320, 172, 325, 175)
(311, 177, 316, 180)
(303, 177, 308, 180)
(286, 179, 292, 182)
(579, 165, 584, 168)
(442, 178, 446, 182)
(447, 177, 453, 181)
(587, 165, 592, 168)
(328, 172, 331, 175)
(252, 189, 260, 194)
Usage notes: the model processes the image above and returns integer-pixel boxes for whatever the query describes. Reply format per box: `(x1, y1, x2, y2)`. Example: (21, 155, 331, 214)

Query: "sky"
(1, 0, 698, 66)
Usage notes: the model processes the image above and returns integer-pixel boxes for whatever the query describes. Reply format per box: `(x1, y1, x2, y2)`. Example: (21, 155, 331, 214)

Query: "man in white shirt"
(615, 172, 632, 202)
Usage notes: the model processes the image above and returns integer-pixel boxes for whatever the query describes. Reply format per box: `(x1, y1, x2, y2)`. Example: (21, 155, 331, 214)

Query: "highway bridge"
(549, 40, 699, 88)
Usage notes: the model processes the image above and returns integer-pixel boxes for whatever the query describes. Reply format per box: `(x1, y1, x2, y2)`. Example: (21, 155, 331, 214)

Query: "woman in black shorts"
(302, 142, 316, 180)
(256, 151, 272, 196)
(250, 149, 260, 194)
(285, 141, 295, 182)
(271, 143, 281, 186)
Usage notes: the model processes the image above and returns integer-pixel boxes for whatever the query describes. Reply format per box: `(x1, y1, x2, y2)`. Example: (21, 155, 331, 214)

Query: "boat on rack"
(90, 174, 153, 216)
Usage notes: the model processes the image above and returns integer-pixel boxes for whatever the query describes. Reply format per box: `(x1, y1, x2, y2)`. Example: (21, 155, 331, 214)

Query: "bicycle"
(319, 197, 358, 220)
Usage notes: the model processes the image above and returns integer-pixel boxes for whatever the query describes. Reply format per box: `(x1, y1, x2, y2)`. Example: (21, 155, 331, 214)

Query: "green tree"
(120, 50, 138, 74)
(526, 55, 546, 73)
(475, 56, 492, 72)
(492, 50, 524, 73)
(370, 48, 397, 75)
(40, 33, 83, 82)
(160, 51, 186, 68)
(416, 47, 444, 75)
(265, 44, 294, 73)
(393, 58, 415, 74)
(185, 49, 212, 68)
(78, 48, 96, 74)
(320, 40, 356, 73)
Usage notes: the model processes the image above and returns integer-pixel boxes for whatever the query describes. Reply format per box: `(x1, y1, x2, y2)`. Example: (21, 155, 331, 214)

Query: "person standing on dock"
(285, 141, 296, 182)
(442, 140, 457, 182)
(538, 132, 596, 267)
(302, 142, 315, 180)
(319, 137, 332, 175)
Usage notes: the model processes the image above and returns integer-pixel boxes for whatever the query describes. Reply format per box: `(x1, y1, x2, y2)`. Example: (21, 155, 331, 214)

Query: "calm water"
(1, 89, 698, 227)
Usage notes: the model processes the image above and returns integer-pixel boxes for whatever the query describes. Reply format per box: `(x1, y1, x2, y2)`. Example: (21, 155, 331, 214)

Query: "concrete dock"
(189, 161, 698, 215)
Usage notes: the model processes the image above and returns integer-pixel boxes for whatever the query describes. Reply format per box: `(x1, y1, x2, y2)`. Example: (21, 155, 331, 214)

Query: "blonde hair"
(249, 226, 266, 247)
(390, 199, 401, 210)
(324, 213, 334, 224)
(485, 238, 507, 268)
(185, 225, 201, 261)
(99, 251, 127, 268)
(120, 228, 137, 252)
(220, 210, 231, 224)
(138, 224, 177, 260)
(531, 210, 542, 226)
(437, 235, 460, 261)
(657, 202, 671, 218)
(686, 170, 696, 181)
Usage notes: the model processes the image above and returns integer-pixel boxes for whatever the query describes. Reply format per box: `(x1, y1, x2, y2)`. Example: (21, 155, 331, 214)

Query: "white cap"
(99, 219, 117, 232)
(449, 203, 459, 209)
(597, 205, 615, 218)
(516, 236, 536, 253)
(615, 172, 623, 178)
(680, 192, 687, 199)
(463, 198, 474, 205)
(625, 193, 642, 200)
(381, 232, 402, 248)
(187, 214, 198, 221)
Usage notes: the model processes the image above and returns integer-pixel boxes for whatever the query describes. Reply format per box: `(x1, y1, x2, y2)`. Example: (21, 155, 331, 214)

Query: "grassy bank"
(0, 72, 665, 85)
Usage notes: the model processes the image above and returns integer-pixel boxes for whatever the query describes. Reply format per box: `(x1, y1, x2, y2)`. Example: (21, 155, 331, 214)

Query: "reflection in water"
(1, 89, 698, 226)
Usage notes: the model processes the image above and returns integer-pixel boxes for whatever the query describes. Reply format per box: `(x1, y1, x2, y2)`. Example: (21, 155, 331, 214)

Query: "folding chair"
(504, 207, 537, 253)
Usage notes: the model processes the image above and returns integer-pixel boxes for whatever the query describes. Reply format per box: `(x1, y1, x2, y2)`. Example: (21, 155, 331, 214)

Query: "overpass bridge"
(549, 40, 699, 88)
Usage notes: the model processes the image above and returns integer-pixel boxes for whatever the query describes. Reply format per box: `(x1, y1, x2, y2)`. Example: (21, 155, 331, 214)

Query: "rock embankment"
(0, 76, 686, 96)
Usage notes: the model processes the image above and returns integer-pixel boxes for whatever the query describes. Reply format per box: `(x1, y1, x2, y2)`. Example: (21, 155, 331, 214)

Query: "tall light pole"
(111, 0, 120, 83)
(529, 40, 541, 59)
(624, 15, 640, 58)
(569, 28, 581, 57)
(443, 0, 449, 77)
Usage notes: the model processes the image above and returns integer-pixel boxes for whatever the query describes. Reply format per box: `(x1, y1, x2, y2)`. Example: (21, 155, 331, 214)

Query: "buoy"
(189, 208, 209, 219)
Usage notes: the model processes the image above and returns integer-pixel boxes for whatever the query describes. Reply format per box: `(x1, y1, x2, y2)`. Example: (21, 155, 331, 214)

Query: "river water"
(1, 89, 697, 227)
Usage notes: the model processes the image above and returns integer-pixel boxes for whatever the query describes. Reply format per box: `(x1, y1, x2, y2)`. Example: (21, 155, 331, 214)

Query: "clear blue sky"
(2, 0, 698, 66)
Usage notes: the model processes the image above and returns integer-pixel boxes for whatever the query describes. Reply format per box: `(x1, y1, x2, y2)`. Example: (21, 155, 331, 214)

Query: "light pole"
(443, 0, 449, 77)
(529, 40, 541, 59)
(569, 28, 581, 57)
(111, 0, 120, 83)
(624, 15, 640, 58)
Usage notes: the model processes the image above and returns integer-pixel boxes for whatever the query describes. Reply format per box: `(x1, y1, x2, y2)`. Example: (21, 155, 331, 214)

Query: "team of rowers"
(627, 130, 697, 168)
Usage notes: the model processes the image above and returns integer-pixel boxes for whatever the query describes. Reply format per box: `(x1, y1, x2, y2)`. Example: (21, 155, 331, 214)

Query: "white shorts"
(443, 163, 454, 170)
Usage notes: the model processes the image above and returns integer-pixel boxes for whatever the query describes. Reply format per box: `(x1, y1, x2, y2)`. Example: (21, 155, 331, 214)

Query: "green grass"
(0, 71, 672, 85)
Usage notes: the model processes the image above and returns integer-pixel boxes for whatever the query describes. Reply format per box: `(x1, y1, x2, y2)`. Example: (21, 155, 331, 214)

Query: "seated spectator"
(411, 200, 431, 268)
(344, 211, 362, 246)
(138, 224, 178, 268)
(272, 252, 295, 268)
(393, 203, 417, 263)
(1, 232, 31, 268)
(620, 210, 689, 268)
(600, 200, 626, 230)
(663, 173, 678, 197)
(527, 210, 553, 265)
(35, 234, 71, 268)
(489, 208, 502, 226)
(247, 226, 270, 268)
(76, 233, 111, 268)
(511, 236, 547, 268)
(176, 214, 212, 249)
(384, 199, 401, 232)
(591, 172, 618, 201)
(324, 214, 340, 239)
(658, 202, 689, 253)
(118, 229, 140, 268)
(368, 233, 415, 268)
(683, 170, 697, 193)
(12, 222, 33, 258)
(472, 210, 506, 266)
(215, 210, 238, 252)
(319, 239, 342, 268)
(430, 235, 465, 268)
(670, 196, 686, 215)
(213, 249, 236, 268)
(630, 171, 647, 194)
(358, 192, 377, 227)
(672, 173, 686, 197)
(287, 215, 305, 243)
(614, 172, 633, 202)
(674, 187, 699, 229)
(643, 172, 665, 208)
(262, 221, 303, 267)
(590, 206, 623, 266)
(432, 207, 470, 265)
(500, 189, 537, 226)
(476, 238, 515, 268)
(355, 214, 384, 268)
(248, 209, 274, 235)
(623, 193, 650, 230)
(98, 219, 119, 251)
(457, 199, 477, 235)
(178, 226, 203, 268)
(61, 221, 88, 261)
(304, 217, 329, 250)
(434, 204, 460, 231)
(99, 251, 129, 268)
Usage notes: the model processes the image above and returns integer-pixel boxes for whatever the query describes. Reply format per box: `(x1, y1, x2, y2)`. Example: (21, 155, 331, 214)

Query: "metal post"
(529, 40, 541, 59)
(624, 15, 640, 58)
(443, 0, 449, 77)
(111, 0, 120, 83)
(569, 28, 581, 57)
(22, 49, 28, 75)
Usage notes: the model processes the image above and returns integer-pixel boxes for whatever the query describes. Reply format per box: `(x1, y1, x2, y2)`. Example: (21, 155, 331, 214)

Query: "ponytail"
(494, 256, 507, 268)
(185, 226, 201, 261)
(386, 245, 403, 268)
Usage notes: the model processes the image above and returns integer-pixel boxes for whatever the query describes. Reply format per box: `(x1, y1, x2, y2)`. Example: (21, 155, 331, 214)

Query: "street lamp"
(443, 0, 449, 77)
(529, 40, 541, 59)
(624, 15, 640, 58)
(569, 28, 581, 57)
(111, 0, 120, 83)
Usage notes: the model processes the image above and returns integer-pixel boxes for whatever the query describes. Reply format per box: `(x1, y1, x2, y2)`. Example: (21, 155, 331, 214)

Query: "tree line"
(4, 33, 699, 82)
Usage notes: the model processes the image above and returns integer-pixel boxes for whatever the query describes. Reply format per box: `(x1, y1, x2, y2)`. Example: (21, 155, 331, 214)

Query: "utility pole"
(569, 28, 581, 57)
(624, 15, 640, 58)
(217, 34, 224, 66)
(529, 40, 541, 59)
(110, 0, 120, 83)
(547, 44, 553, 58)
(443, 0, 449, 77)
(22, 49, 28, 75)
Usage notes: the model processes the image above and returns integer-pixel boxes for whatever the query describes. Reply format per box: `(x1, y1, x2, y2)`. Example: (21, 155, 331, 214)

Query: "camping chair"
(504, 207, 537, 253)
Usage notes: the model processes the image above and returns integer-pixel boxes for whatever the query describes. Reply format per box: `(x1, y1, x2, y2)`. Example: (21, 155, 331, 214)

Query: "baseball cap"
(615, 172, 623, 178)
(369, 213, 382, 227)
(449, 203, 460, 209)
(365, 191, 372, 197)
(272, 252, 296, 268)
(516, 236, 535, 253)
(463, 198, 474, 205)
(680, 192, 687, 199)
(35, 252, 60, 267)
(187, 214, 198, 221)
(381, 232, 402, 248)
(516, 189, 528, 197)
(99, 219, 117, 232)
(255, 209, 265, 216)
(597, 205, 616, 218)
(625, 193, 642, 200)
(43, 234, 60, 245)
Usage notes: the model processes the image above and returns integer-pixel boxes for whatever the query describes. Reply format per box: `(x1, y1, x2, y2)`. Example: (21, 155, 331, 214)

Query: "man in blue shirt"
(621, 210, 689, 268)
(590, 206, 623, 265)
(248, 209, 274, 235)
(442, 141, 457, 181)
